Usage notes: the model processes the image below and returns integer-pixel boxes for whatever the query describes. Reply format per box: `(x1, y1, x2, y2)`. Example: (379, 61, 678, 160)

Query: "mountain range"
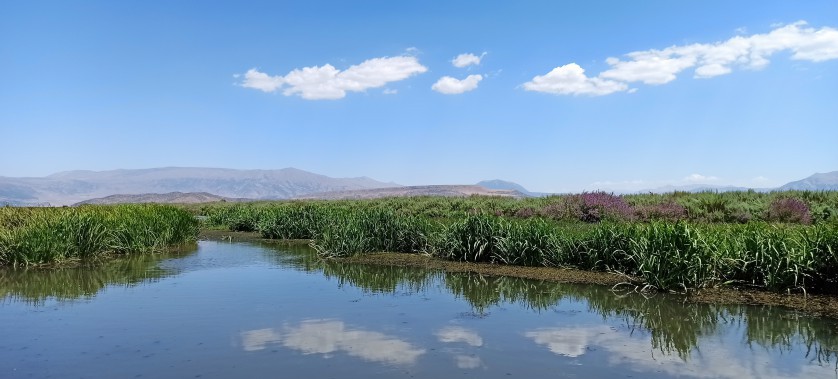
(0, 167, 395, 206)
(1, 168, 836, 206)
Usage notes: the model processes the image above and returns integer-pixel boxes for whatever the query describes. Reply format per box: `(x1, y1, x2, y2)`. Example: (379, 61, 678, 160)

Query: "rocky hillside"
(73, 192, 236, 205)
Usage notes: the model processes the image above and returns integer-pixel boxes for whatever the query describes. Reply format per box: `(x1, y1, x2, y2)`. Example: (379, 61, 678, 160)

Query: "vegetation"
(196, 191, 838, 293)
(0, 204, 199, 266)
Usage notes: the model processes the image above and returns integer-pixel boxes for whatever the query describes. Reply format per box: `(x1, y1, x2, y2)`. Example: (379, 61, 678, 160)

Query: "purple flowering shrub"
(766, 198, 812, 224)
(540, 192, 633, 223)
(634, 201, 687, 222)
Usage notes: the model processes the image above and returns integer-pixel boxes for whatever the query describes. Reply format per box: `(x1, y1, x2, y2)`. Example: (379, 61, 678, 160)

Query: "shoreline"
(201, 230, 838, 320)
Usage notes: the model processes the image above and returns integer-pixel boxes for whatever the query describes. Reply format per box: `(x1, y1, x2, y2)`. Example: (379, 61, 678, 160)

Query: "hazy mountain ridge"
(0, 167, 396, 206)
(777, 171, 838, 191)
(297, 185, 526, 200)
(2, 169, 835, 206)
(476, 179, 551, 197)
(73, 192, 239, 205)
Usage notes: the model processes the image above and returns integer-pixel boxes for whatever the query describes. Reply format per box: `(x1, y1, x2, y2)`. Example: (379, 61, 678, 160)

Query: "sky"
(1, 1, 836, 193)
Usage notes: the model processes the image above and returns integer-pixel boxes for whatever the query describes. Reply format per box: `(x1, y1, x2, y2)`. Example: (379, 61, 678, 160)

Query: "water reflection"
(526, 325, 834, 379)
(3, 241, 837, 378)
(435, 326, 483, 346)
(453, 354, 482, 369)
(436, 326, 485, 369)
(0, 246, 195, 304)
(240, 319, 426, 365)
(270, 244, 838, 366)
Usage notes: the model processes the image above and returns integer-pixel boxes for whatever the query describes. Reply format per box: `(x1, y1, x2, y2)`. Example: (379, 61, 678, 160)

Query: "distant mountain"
(476, 179, 548, 197)
(0, 167, 396, 206)
(74, 192, 238, 205)
(777, 171, 838, 191)
(297, 185, 526, 200)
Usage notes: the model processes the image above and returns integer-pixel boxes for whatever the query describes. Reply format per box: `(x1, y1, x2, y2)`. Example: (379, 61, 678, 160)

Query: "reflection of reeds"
(742, 307, 838, 365)
(321, 261, 436, 294)
(444, 272, 570, 314)
(273, 246, 838, 363)
(0, 205, 199, 266)
(0, 247, 195, 304)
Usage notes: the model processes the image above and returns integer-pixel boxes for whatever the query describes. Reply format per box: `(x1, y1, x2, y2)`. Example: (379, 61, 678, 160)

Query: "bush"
(766, 198, 812, 225)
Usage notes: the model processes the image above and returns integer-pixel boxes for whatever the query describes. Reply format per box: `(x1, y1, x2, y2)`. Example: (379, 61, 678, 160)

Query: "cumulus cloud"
(432, 74, 483, 94)
(239, 55, 427, 100)
(524, 21, 838, 96)
(241, 69, 285, 93)
(683, 174, 719, 183)
(452, 52, 487, 68)
(522, 63, 629, 96)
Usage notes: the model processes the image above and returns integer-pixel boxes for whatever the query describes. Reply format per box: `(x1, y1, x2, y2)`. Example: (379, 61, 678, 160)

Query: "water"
(2, 241, 837, 378)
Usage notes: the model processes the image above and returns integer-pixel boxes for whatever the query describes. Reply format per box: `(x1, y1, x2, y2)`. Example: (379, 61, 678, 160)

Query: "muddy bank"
(199, 230, 838, 320)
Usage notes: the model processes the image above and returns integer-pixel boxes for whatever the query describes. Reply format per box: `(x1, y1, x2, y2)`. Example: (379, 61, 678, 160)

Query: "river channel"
(2, 241, 837, 378)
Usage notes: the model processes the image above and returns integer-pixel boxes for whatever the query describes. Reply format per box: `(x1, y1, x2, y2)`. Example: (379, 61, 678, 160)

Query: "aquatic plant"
(194, 191, 838, 292)
(0, 204, 198, 266)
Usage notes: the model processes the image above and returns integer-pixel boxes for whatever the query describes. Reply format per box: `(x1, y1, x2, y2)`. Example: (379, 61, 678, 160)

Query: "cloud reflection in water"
(240, 319, 425, 366)
(526, 325, 833, 379)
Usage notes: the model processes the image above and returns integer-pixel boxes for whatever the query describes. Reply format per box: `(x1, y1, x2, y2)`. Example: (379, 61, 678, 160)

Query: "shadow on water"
(0, 244, 197, 305)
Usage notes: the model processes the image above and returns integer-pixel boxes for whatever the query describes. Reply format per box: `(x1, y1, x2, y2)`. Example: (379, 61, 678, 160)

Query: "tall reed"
(0, 204, 198, 266)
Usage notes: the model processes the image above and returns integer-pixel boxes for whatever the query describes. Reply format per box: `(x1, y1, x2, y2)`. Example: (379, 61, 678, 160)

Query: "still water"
(2, 241, 837, 378)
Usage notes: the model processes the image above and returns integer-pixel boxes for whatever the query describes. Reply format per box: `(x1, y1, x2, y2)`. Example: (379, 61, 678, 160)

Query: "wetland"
(2, 240, 838, 378)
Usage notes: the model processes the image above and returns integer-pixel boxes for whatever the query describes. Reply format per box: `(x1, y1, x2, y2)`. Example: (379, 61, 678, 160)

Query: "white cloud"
(525, 327, 591, 357)
(683, 174, 719, 183)
(432, 74, 483, 94)
(240, 319, 425, 365)
(452, 52, 486, 68)
(241, 68, 285, 93)
(382, 88, 398, 95)
(522, 63, 629, 96)
(239, 55, 427, 100)
(523, 21, 838, 96)
(435, 326, 483, 347)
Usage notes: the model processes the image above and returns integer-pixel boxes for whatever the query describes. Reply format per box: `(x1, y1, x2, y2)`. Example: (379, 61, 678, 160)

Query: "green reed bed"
(0, 204, 199, 266)
(197, 190, 838, 226)
(196, 193, 838, 293)
(435, 216, 838, 292)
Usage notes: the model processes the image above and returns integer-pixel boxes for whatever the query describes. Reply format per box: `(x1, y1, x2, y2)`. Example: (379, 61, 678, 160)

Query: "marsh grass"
(0, 204, 198, 266)
(195, 193, 838, 293)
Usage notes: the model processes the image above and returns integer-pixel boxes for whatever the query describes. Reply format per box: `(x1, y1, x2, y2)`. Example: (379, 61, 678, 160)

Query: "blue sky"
(1, 1, 836, 192)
